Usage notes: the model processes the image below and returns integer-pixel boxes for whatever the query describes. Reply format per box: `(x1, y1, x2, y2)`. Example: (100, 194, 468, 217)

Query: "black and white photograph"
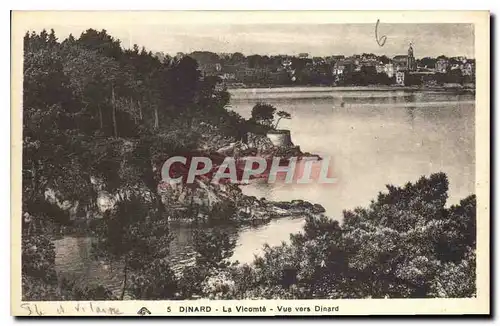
(10, 10, 490, 316)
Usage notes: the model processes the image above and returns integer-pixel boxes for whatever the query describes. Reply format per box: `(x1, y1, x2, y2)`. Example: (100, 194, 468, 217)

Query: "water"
(230, 87, 475, 218)
(54, 86, 475, 291)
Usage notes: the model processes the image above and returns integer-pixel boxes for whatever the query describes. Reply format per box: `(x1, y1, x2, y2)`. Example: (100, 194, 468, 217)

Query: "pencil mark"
(375, 19, 387, 47)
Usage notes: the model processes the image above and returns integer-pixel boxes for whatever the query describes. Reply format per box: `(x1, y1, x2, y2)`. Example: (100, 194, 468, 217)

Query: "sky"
(34, 23, 474, 58)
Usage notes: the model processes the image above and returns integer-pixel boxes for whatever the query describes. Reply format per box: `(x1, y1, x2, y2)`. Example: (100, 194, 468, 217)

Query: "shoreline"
(226, 84, 475, 93)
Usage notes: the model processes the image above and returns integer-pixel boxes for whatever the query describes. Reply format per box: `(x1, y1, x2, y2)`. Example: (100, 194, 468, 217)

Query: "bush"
(58, 277, 114, 300)
(227, 173, 476, 299)
(22, 234, 57, 283)
(129, 259, 179, 299)
(208, 201, 237, 223)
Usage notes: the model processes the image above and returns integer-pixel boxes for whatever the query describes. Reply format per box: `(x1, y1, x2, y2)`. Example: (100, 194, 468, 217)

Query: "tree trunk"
(111, 85, 118, 138)
(31, 160, 37, 200)
(130, 99, 137, 124)
(120, 258, 128, 300)
(154, 106, 159, 130)
(138, 101, 143, 121)
(155, 193, 164, 219)
(98, 104, 103, 129)
(274, 118, 282, 129)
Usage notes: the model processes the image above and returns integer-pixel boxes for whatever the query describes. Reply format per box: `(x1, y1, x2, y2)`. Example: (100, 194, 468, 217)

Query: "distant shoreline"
(226, 84, 475, 93)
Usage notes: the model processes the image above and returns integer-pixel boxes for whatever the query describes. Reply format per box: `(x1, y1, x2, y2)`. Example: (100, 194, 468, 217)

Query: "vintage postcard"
(11, 11, 490, 316)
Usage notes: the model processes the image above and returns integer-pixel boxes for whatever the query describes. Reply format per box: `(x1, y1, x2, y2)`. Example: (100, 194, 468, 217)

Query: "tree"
(22, 29, 189, 300)
(251, 103, 276, 126)
(379, 55, 391, 64)
(274, 110, 291, 129)
(60, 43, 123, 134)
(170, 56, 202, 124)
(230, 52, 246, 64)
(227, 173, 476, 299)
(420, 57, 437, 69)
(193, 228, 237, 269)
(128, 259, 179, 299)
(23, 32, 96, 214)
(77, 29, 123, 59)
(20, 27, 259, 301)
(91, 195, 176, 300)
(247, 54, 265, 68)
(178, 228, 237, 299)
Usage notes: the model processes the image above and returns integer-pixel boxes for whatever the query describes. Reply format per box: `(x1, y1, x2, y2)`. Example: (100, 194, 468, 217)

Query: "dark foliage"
(228, 173, 476, 299)
(21, 28, 233, 300)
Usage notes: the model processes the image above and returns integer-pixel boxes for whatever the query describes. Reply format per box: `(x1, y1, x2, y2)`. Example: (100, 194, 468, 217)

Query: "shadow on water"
(404, 93, 417, 128)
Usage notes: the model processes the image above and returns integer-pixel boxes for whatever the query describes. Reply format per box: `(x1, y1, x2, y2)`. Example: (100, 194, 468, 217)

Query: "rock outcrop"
(40, 124, 325, 227)
(158, 177, 325, 225)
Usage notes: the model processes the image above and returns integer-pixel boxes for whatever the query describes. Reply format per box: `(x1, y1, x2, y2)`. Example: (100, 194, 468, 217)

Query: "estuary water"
(54, 86, 475, 292)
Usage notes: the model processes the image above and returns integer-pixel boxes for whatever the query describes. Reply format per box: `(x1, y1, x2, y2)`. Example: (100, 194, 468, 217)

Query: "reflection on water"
(55, 87, 475, 291)
(55, 217, 305, 294)
(54, 237, 125, 294)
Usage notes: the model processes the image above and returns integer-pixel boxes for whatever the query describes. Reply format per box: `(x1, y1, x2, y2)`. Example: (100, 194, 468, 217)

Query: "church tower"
(407, 43, 416, 71)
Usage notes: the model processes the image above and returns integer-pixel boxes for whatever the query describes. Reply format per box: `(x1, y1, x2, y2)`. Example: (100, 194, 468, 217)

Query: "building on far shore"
(407, 43, 416, 71)
(396, 70, 436, 86)
(435, 58, 449, 73)
(393, 55, 408, 71)
(393, 43, 416, 72)
(384, 63, 395, 78)
(392, 43, 419, 85)
(395, 71, 405, 86)
(461, 61, 475, 76)
(332, 59, 356, 82)
(375, 64, 385, 74)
